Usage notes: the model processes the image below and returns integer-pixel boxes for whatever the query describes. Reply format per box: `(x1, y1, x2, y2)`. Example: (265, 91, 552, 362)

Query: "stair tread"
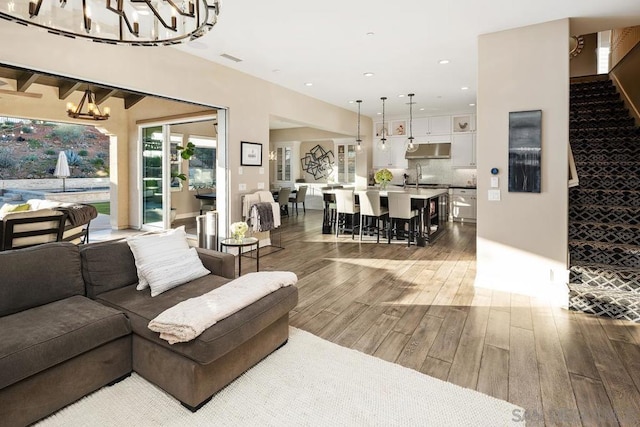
(569, 283, 640, 300)
(571, 261, 640, 273)
(569, 239, 640, 250)
(570, 220, 640, 229)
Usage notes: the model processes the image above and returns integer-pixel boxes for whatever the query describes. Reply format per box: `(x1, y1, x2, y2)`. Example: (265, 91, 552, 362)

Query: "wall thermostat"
(491, 168, 499, 175)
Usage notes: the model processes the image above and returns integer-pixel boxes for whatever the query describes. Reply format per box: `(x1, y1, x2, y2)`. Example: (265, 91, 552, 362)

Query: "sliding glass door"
(141, 125, 167, 230)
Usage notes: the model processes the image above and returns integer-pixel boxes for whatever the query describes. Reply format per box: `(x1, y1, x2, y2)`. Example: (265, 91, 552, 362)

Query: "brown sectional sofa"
(0, 239, 298, 426)
(0, 243, 132, 427)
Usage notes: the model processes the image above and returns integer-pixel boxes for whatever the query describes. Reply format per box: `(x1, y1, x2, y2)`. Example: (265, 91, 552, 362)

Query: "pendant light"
(356, 99, 363, 151)
(405, 93, 418, 153)
(379, 96, 388, 151)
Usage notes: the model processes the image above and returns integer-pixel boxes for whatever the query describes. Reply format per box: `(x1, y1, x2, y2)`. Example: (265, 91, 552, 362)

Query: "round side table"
(219, 237, 259, 276)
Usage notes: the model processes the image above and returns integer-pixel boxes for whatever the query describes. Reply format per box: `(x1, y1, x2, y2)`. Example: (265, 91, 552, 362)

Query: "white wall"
(476, 19, 570, 299)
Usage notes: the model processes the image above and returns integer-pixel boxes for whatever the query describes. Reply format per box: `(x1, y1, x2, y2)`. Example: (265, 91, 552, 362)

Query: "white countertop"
(323, 187, 447, 200)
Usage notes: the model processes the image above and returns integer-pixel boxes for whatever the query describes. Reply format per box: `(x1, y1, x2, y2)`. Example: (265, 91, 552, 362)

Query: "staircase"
(568, 76, 640, 322)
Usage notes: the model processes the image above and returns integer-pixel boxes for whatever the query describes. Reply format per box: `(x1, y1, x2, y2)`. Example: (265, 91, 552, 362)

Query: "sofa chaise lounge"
(0, 239, 298, 426)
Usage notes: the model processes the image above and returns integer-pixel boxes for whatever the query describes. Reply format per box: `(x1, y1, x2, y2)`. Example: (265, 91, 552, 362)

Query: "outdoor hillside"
(0, 118, 109, 180)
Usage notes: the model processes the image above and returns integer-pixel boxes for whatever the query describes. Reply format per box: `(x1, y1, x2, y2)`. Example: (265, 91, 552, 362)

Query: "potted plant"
(170, 142, 196, 222)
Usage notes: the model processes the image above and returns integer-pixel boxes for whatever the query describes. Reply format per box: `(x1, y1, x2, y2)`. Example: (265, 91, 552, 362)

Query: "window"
(188, 136, 216, 190)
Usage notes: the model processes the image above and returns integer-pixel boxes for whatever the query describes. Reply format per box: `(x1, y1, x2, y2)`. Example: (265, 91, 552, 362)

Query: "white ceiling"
(176, 0, 640, 121)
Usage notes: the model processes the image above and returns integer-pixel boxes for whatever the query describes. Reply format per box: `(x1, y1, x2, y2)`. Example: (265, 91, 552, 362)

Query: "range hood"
(405, 143, 451, 159)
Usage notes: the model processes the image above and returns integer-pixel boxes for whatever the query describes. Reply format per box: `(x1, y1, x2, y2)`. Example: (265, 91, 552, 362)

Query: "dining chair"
(195, 186, 216, 215)
(387, 191, 420, 246)
(334, 189, 360, 239)
(277, 187, 291, 217)
(289, 185, 308, 215)
(358, 190, 389, 243)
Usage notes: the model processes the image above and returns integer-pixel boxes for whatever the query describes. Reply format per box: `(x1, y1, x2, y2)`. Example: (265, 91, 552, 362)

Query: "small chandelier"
(67, 89, 110, 121)
(355, 99, 363, 151)
(2, 0, 220, 47)
(406, 93, 418, 153)
(379, 96, 387, 151)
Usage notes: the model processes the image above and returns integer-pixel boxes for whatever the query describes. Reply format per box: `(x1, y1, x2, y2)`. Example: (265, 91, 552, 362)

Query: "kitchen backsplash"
(406, 159, 476, 186)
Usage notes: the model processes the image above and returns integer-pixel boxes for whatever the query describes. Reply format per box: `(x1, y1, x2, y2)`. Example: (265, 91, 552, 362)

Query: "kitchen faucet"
(416, 163, 422, 190)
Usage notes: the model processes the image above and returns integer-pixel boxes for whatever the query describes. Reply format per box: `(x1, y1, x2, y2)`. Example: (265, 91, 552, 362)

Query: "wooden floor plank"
(509, 326, 544, 427)
(352, 313, 400, 355)
(476, 344, 509, 401)
(510, 293, 533, 331)
(485, 309, 511, 350)
(570, 373, 618, 427)
(531, 305, 581, 426)
(447, 305, 490, 389)
(427, 307, 468, 363)
(420, 356, 451, 382)
(373, 330, 412, 363)
(554, 315, 600, 380)
(576, 314, 640, 426)
(396, 314, 444, 371)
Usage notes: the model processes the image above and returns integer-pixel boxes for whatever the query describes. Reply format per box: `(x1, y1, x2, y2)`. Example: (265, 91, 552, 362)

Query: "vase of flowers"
(374, 168, 393, 190)
(230, 221, 248, 243)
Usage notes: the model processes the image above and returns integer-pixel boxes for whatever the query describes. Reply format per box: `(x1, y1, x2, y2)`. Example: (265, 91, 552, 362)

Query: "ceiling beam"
(94, 88, 119, 105)
(124, 94, 145, 109)
(17, 72, 39, 92)
(58, 81, 81, 100)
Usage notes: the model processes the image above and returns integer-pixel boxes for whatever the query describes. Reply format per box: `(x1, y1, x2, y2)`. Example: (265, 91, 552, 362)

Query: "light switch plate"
(488, 189, 501, 201)
(239, 183, 246, 191)
(490, 176, 499, 188)
(257, 182, 265, 189)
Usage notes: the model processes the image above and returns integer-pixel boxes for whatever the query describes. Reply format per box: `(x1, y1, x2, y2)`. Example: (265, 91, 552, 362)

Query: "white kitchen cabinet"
(373, 138, 407, 169)
(451, 188, 477, 222)
(336, 143, 356, 183)
(412, 115, 450, 138)
(451, 133, 476, 168)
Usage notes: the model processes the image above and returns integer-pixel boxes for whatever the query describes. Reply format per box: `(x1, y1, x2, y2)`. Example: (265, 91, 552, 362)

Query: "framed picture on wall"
(391, 120, 406, 136)
(241, 141, 262, 166)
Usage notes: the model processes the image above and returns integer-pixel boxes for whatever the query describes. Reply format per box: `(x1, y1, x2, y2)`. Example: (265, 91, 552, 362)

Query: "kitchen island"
(322, 187, 449, 246)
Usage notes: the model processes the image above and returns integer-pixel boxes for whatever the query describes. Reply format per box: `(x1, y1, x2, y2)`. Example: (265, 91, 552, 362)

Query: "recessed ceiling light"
(398, 94, 405, 98)
(377, 112, 382, 115)
(438, 59, 450, 65)
(461, 86, 469, 90)
(304, 82, 313, 87)
(366, 32, 375, 36)
(469, 103, 476, 106)
(419, 108, 425, 111)
(348, 100, 355, 104)
(363, 72, 375, 77)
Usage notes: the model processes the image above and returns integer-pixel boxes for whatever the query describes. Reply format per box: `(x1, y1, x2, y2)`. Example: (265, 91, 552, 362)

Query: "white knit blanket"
(148, 271, 297, 344)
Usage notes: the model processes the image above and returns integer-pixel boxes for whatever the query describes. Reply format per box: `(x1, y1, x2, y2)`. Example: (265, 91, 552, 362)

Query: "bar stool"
(359, 190, 389, 243)
(334, 189, 360, 239)
(387, 191, 420, 246)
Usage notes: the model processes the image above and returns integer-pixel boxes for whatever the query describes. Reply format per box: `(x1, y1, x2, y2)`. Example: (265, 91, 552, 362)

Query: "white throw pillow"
(126, 227, 190, 291)
(140, 247, 210, 297)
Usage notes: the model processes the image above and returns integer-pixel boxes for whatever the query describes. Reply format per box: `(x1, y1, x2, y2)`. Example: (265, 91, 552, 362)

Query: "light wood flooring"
(239, 210, 640, 427)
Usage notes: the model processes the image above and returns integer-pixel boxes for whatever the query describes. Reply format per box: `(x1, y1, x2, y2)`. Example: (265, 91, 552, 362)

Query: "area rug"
(38, 328, 522, 426)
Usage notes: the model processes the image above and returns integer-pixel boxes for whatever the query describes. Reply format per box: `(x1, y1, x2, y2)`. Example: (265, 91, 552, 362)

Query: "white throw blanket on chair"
(148, 271, 297, 344)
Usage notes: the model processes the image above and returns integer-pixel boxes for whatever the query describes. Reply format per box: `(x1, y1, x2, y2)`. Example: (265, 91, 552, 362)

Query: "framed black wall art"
(508, 110, 542, 193)
(240, 141, 262, 166)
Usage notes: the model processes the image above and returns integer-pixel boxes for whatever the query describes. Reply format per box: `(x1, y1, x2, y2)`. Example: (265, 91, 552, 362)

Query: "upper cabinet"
(413, 116, 450, 137)
(452, 114, 476, 133)
(372, 139, 408, 169)
(451, 133, 476, 168)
